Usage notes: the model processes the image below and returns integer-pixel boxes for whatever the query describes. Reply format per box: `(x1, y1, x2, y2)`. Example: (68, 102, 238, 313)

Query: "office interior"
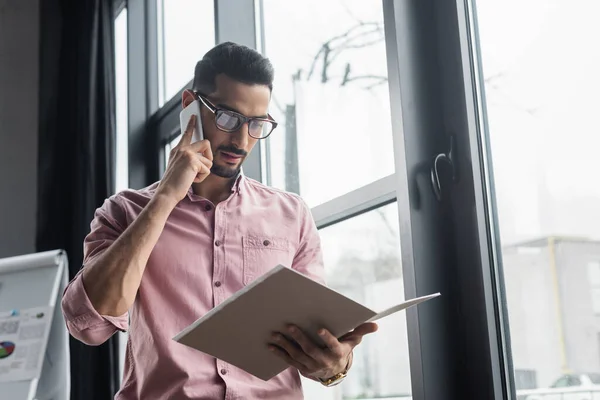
(1, 0, 599, 399)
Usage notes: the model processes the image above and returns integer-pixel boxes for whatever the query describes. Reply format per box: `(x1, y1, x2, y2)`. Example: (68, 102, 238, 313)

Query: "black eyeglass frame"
(192, 90, 278, 139)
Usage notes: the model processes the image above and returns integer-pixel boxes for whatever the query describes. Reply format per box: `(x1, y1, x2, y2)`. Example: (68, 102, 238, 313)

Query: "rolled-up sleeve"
(61, 195, 129, 346)
(292, 197, 326, 285)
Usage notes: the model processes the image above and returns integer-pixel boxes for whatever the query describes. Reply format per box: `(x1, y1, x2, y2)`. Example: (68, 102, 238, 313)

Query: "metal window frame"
(459, 0, 516, 394)
(127, 0, 160, 189)
(311, 175, 397, 230)
(127, 0, 516, 398)
(382, 0, 513, 398)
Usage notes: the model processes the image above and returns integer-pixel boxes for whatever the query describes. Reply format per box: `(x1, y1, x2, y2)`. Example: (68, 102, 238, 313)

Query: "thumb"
(352, 322, 379, 336)
(338, 322, 379, 345)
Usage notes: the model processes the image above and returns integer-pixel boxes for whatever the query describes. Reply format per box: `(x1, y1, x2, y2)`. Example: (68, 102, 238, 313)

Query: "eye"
(216, 111, 241, 131)
(249, 120, 274, 138)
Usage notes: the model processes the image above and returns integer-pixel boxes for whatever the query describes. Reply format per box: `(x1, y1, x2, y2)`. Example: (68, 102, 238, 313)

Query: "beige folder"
(173, 264, 440, 381)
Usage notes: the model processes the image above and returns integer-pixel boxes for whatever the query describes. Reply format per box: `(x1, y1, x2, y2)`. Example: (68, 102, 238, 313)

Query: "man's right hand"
(156, 115, 213, 207)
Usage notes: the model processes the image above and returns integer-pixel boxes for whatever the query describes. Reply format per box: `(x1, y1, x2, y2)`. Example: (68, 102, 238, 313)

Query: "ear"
(181, 89, 196, 108)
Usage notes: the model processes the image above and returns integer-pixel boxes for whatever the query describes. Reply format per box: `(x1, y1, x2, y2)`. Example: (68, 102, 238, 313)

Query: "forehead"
(209, 74, 271, 117)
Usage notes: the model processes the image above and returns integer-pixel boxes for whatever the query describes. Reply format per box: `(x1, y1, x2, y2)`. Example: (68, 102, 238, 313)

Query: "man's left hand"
(268, 322, 378, 380)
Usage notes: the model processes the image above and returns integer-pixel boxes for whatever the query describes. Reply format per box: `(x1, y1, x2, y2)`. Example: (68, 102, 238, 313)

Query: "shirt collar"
(232, 168, 245, 193)
(185, 169, 245, 202)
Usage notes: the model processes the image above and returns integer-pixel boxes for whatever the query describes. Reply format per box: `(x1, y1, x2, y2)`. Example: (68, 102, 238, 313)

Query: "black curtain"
(37, 0, 120, 399)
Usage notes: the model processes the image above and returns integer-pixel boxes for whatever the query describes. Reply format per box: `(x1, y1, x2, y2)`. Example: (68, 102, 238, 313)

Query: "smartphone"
(179, 99, 204, 143)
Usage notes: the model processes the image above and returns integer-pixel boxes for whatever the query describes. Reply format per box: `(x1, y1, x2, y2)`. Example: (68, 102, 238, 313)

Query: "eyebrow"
(216, 102, 269, 119)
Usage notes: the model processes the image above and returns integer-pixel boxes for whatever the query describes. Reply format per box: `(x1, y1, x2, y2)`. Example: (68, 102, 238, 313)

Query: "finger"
(192, 157, 212, 183)
(193, 166, 210, 183)
(286, 325, 327, 364)
(268, 345, 309, 375)
(338, 333, 363, 347)
(338, 323, 378, 346)
(197, 153, 213, 171)
(339, 323, 378, 340)
(352, 322, 379, 336)
(338, 322, 378, 342)
(190, 139, 214, 161)
(178, 115, 197, 147)
(317, 328, 344, 358)
(271, 333, 316, 370)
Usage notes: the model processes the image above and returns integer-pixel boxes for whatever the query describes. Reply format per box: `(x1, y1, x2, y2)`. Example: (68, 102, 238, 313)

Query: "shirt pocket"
(242, 235, 293, 285)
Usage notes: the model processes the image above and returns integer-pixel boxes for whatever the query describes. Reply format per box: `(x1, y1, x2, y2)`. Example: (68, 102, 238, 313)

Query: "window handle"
(430, 134, 458, 201)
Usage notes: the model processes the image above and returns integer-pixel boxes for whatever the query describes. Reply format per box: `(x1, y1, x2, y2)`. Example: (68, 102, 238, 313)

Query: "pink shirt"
(61, 174, 325, 400)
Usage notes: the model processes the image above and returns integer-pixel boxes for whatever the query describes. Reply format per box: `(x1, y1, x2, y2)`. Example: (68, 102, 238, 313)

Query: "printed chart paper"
(0, 306, 53, 383)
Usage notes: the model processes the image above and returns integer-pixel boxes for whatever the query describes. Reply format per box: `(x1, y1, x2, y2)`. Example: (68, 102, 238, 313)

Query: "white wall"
(503, 245, 563, 388)
(0, 0, 39, 258)
(556, 241, 600, 375)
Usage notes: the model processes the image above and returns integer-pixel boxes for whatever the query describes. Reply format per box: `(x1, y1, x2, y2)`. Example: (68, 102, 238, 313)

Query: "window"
(157, 0, 215, 105)
(137, 0, 567, 396)
(259, 4, 411, 396)
(262, 0, 393, 208)
(588, 372, 600, 385)
(588, 262, 600, 314)
(570, 375, 582, 387)
(114, 6, 129, 381)
(164, 133, 181, 168)
(551, 375, 572, 388)
(302, 203, 410, 400)
(514, 369, 537, 391)
(115, 7, 129, 193)
(473, 0, 600, 394)
(551, 374, 581, 388)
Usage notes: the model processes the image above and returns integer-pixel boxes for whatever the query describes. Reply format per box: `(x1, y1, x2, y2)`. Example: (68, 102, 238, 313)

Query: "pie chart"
(0, 341, 15, 359)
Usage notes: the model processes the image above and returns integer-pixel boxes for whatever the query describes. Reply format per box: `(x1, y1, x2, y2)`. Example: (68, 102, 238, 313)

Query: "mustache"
(218, 145, 247, 157)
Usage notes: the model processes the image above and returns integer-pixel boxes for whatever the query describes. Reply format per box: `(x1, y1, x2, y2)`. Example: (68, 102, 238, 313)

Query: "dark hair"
(192, 42, 274, 94)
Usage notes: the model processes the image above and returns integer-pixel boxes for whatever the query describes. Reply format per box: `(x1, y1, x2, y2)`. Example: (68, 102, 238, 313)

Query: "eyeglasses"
(193, 91, 278, 139)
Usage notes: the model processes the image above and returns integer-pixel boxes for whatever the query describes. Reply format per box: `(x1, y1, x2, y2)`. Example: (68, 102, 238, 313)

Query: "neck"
(191, 173, 237, 205)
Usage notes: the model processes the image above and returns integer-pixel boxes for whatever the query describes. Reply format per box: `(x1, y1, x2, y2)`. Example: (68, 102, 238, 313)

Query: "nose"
(231, 121, 250, 149)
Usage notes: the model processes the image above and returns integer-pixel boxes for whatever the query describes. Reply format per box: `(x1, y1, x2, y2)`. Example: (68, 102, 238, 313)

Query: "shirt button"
(220, 369, 227, 375)
(204, 204, 212, 211)
(215, 240, 221, 247)
(263, 240, 271, 246)
(215, 281, 221, 287)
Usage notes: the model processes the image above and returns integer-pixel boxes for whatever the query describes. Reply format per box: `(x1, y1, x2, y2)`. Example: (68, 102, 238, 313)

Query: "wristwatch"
(318, 355, 351, 387)
(318, 370, 347, 387)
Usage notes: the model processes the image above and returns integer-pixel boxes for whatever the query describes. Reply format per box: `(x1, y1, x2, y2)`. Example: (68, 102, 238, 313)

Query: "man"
(61, 42, 378, 399)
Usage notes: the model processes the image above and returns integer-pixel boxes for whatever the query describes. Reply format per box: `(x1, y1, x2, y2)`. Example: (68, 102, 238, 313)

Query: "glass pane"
(262, 0, 393, 207)
(115, 8, 128, 193)
(114, 7, 129, 383)
(158, 0, 215, 105)
(164, 134, 182, 170)
(551, 376, 570, 388)
(473, 0, 600, 395)
(302, 203, 411, 400)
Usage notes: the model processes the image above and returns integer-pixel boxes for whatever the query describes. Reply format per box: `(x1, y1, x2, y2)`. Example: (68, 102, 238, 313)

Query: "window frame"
(113, 2, 129, 382)
(380, 0, 513, 397)
(125, 0, 517, 398)
(127, 0, 160, 189)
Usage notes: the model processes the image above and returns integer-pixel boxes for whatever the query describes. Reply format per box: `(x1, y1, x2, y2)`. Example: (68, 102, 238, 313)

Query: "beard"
(210, 144, 247, 178)
(210, 163, 241, 179)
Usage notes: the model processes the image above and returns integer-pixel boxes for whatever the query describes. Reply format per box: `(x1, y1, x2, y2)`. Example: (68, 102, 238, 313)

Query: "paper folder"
(173, 264, 440, 381)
